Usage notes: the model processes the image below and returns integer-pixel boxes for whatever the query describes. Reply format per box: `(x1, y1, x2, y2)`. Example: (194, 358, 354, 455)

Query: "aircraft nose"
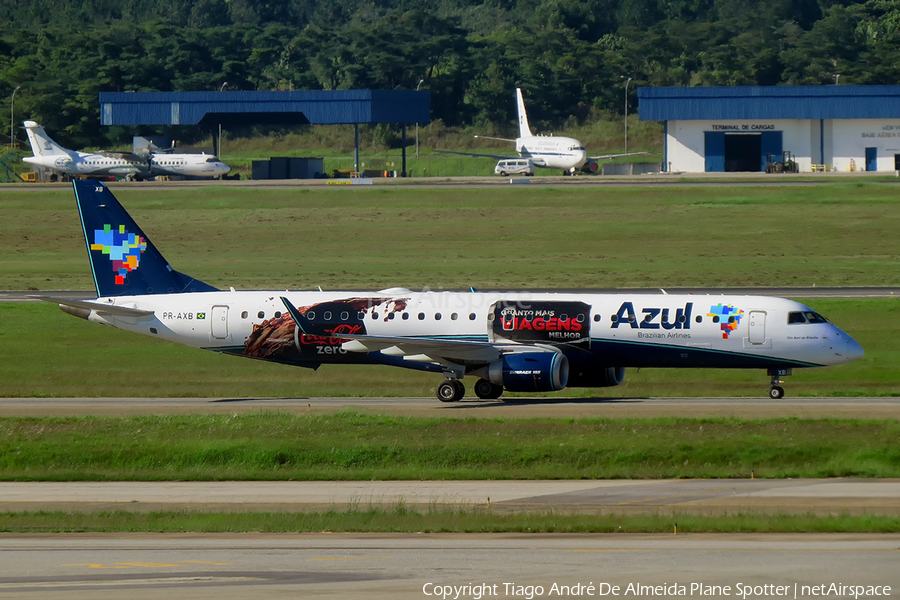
(842, 334, 865, 363)
(829, 327, 864, 364)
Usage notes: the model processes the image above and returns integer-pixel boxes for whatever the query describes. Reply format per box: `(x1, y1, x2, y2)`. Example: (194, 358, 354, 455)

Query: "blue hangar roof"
(99, 90, 431, 127)
(638, 85, 900, 121)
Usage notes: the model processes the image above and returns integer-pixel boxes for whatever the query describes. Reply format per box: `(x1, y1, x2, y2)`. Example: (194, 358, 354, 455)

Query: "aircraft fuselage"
(516, 136, 588, 171)
(72, 290, 863, 377)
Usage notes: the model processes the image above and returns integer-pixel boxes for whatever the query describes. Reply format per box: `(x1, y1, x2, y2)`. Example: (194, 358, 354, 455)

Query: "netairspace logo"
(421, 581, 892, 600)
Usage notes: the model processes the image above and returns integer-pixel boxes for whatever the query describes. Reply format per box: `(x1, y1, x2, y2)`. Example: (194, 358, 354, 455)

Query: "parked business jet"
(35, 181, 863, 402)
(22, 121, 230, 180)
(441, 89, 646, 174)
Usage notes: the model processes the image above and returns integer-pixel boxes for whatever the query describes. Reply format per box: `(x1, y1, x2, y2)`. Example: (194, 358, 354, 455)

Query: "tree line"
(3, 0, 900, 148)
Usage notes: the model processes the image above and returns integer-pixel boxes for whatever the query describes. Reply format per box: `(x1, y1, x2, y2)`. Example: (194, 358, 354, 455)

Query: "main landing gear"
(437, 379, 465, 402)
(767, 368, 792, 399)
(436, 378, 504, 402)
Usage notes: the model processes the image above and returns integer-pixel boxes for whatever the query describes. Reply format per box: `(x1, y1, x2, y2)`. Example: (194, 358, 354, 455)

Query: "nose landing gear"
(766, 367, 792, 399)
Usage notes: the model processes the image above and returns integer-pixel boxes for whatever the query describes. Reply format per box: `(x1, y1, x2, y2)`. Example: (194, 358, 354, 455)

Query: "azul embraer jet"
(37, 181, 864, 402)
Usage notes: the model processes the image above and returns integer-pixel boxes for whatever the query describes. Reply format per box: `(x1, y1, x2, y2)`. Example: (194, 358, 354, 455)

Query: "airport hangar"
(638, 85, 900, 173)
(98, 89, 431, 175)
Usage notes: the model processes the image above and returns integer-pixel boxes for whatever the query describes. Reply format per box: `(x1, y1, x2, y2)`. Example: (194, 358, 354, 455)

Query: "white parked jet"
(36, 181, 863, 402)
(441, 89, 647, 174)
(22, 121, 230, 180)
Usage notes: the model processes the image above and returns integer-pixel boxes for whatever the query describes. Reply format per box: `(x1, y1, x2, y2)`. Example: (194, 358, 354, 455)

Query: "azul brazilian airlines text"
(39, 181, 864, 402)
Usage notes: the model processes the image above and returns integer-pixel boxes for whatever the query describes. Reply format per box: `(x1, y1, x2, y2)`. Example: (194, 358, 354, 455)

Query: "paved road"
(0, 533, 896, 599)
(1, 396, 898, 419)
(1, 479, 898, 516)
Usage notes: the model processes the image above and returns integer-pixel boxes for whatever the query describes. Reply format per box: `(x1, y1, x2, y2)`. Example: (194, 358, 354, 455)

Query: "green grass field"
(1, 181, 898, 398)
(1, 179, 898, 532)
(1, 413, 898, 481)
(2, 510, 898, 534)
(2, 181, 899, 292)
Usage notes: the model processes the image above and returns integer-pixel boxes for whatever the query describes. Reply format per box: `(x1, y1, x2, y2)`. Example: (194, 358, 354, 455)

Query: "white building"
(638, 86, 900, 173)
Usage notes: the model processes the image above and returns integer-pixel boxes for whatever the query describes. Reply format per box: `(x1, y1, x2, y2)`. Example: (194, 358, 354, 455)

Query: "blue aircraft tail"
(73, 180, 218, 297)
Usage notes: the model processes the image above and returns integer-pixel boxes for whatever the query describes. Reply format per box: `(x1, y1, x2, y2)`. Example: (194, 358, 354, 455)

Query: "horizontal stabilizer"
(29, 295, 155, 318)
(435, 149, 516, 160)
(589, 151, 651, 160)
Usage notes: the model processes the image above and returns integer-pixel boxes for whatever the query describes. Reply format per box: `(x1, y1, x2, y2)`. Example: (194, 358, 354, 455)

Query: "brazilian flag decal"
(196, 312, 206, 319)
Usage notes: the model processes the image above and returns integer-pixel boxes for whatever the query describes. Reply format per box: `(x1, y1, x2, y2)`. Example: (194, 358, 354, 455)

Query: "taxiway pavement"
(0, 533, 897, 599)
(1, 478, 898, 516)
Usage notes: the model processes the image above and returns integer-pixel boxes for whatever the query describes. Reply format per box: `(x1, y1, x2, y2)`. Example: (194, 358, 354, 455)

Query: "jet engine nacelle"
(479, 352, 569, 392)
(581, 160, 600, 174)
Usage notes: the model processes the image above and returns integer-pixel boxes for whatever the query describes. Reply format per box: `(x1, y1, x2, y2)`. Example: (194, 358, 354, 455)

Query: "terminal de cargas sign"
(710, 124, 776, 131)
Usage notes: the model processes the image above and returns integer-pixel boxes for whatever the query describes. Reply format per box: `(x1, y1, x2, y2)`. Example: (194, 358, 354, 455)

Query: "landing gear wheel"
(473, 378, 503, 400)
(437, 380, 465, 402)
(768, 386, 785, 399)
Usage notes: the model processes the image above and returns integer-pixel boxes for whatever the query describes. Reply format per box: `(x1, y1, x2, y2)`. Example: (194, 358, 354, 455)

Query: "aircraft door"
(748, 311, 766, 344)
(211, 305, 229, 339)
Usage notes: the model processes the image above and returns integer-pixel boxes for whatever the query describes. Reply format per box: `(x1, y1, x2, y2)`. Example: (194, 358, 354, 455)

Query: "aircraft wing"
(98, 151, 147, 162)
(435, 150, 518, 160)
(280, 296, 530, 365)
(29, 296, 155, 318)
(589, 151, 651, 160)
(339, 333, 505, 363)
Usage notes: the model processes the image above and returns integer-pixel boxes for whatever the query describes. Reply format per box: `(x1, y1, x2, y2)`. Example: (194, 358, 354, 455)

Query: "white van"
(494, 159, 535, 176)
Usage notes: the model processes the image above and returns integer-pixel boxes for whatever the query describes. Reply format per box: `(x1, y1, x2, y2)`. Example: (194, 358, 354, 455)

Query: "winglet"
(279, 296, 330, 337)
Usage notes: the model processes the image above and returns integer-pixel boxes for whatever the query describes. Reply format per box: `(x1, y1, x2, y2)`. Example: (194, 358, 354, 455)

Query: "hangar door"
(705, 131, 782, 172)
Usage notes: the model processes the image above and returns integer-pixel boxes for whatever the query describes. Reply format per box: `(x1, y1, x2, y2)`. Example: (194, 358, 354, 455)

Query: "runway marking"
(309, 556, 390, 561)
(64, 560, 229, 568)
(63, 563, 132, 569)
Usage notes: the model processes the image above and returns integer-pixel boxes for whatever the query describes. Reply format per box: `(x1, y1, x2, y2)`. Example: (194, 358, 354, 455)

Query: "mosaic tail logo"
(707, 303, 744, 339)
(91, 224, 147, 284)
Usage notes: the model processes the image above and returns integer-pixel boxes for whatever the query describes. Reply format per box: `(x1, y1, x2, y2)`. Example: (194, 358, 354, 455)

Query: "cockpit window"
(205, 157, 220, 163)
(788, 311, 830, 324)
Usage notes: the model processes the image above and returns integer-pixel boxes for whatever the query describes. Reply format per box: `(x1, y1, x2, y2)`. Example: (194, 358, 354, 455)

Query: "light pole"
(415, 79, 424, 160)
(217, 82, 227, 158)
(10, 85, 21, 149)
(624, 77, 633, 154)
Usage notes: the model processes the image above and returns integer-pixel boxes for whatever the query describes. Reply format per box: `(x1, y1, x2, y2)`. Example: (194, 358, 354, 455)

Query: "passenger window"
(418, 313, 425, 320)
(372, 312, 379, 320)
(241, 311, 248, 319)
(402, 313, 410, 320)
(307, 311, 316, 320)
(435, 313, 442, 320)
(324, 311, 332, 321)
(341, 311, 349, 321)
(451, 313, 458, 320)
(593, 314, 601, 322)
(274, 311, 282, 318)
(469, 313, 476, 320)
(258, 311, 265, 319)
(388, 313, 395, 320)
